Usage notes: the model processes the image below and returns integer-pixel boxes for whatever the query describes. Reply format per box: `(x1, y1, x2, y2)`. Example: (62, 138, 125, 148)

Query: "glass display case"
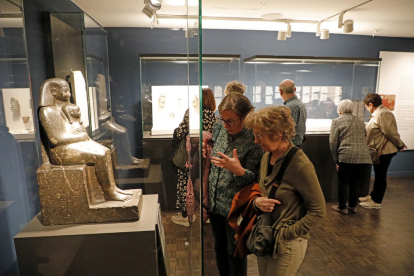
(83, 13, 112, 140)
(140, 54, 240, 137)
(0, 0, 40, 274)
(0, 3, 34, 140)
(244, 55, 382, 132)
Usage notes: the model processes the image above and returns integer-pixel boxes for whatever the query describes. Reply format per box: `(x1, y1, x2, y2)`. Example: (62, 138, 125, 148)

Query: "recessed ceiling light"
(261, 13, 283, 21)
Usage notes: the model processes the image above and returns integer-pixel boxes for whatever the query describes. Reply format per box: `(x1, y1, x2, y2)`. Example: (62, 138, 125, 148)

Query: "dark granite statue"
(36, 78, 142, 225)
(39, 78, 133, 201)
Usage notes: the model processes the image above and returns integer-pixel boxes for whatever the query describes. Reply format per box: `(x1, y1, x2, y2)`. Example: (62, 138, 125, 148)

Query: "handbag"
(369, 147, 380, 165)
(171, 138, 187, 168)
(246, 147, 299, 257)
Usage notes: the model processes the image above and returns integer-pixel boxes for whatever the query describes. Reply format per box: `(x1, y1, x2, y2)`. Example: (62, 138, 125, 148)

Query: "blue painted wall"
(106, 27, 414, 175)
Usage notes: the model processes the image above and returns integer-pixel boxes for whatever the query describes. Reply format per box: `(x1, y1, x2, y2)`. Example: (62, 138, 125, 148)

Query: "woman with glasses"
(207, 92, 263, 276)
(226, 106, 326, 276)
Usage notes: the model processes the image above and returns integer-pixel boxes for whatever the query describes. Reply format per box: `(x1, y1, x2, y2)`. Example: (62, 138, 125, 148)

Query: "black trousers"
(370, 153, 396, 204)
(338, 163, 371, 209)
(209, 212, 247, 276)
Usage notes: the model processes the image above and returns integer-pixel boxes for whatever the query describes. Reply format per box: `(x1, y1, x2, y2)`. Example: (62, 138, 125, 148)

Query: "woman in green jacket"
(219, 106, 326, 276)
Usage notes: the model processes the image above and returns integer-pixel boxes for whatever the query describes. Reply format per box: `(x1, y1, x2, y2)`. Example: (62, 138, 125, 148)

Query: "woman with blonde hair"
(221, 106, 326, 276)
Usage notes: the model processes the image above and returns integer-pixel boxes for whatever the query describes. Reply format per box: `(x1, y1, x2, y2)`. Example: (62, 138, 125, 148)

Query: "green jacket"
(258, 143, 326, 257)
(208, 122, 263, 217)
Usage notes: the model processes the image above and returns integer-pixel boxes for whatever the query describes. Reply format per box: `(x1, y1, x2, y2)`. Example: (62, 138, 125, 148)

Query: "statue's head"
(39, 78, 71, 107)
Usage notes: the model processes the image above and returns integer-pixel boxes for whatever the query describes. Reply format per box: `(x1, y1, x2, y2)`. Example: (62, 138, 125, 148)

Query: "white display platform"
(88, 87, 99, 132)
(306, 119, 332, 132)
(378, 51, 414, 150)
(151, 85, 201, 135)
(2, 88, 35, 139)
(71, 71, 90, 128)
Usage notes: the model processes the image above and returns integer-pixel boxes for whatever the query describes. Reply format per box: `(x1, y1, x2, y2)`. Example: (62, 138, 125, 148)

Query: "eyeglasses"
(218, 117, 240, 127)
(253, 133, 264, 140)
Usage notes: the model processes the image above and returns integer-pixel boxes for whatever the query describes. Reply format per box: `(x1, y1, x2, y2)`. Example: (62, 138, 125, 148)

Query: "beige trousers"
(257, 238, 308, 276)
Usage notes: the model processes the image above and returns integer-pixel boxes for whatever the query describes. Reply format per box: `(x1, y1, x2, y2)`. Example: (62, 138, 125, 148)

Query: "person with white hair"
(329, 99, 372, 214)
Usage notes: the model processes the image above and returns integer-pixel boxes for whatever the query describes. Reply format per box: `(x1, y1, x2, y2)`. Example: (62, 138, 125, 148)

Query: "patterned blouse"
(176, 108, 216, 139)
(177, 108, 216, 140)
(208, 121, 264, 217)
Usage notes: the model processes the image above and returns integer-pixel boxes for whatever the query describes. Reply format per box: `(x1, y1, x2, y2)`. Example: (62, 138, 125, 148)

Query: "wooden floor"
(162, 176, 414, 276)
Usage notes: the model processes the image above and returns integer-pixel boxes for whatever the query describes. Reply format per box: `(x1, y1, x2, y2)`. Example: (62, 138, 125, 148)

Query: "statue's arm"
(39, 107, 89, 146)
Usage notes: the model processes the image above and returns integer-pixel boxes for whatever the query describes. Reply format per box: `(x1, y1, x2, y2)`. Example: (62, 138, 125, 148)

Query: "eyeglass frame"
(253, 132, 264, 140)
(218, 117, 240, 127)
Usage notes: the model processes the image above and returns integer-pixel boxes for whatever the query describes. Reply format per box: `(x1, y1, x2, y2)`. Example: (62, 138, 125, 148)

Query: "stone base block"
(37, 164, 143, 226)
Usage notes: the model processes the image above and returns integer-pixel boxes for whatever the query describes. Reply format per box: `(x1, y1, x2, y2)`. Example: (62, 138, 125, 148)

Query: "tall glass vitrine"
(245, 55, 381, 132)
(0, 0, 40, 274)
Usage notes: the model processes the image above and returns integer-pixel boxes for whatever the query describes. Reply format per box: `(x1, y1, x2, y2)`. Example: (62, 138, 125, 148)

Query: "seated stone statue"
(39, 78, 133, 202)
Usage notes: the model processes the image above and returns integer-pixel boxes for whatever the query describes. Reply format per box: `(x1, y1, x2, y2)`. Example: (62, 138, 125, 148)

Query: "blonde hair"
(224, 80, 245, 95)
(245, 106, 296, 142)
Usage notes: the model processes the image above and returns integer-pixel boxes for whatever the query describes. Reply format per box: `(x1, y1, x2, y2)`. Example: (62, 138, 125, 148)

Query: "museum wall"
(106, 27, 414, 175)
(0, 0, 85, 275)
(0, 27, 40, 275)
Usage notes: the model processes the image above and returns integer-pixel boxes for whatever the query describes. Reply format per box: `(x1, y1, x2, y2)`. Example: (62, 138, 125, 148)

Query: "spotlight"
(320, 29, 329, 39)
(142, 0, 161, 18)
(277, 30, 287, 41)
(286, 23, 291, 37)
(316, 22, 321, 36)
(343, 20, 354, 33)
(338, 12, 354, 33)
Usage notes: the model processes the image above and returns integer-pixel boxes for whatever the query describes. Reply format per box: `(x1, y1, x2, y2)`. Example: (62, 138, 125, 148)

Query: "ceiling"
(71, 0, 414, 38)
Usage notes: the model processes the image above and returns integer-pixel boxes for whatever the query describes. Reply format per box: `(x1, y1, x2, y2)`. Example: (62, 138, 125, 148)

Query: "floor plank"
(162, 176, 414, 275)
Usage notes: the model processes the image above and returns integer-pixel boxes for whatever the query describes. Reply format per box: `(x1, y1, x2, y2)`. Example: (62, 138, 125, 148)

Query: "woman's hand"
(202, 138, 208, 158)
(336, 164, 339, 171)
(211, 149, 245, 176)
(399, 144, 408, 152)
(255, 197, 281, 213)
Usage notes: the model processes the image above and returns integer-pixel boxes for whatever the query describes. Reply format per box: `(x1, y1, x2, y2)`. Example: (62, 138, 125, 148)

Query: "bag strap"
(342, 116, 356, 137)
(268, 147, 300, 199)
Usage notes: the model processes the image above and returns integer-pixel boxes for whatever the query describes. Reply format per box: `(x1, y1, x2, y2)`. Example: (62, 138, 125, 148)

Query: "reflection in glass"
(0, 0, 40, 274)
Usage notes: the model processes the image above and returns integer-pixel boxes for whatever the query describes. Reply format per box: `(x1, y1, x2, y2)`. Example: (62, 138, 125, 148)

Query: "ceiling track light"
(142, 0, 161, 19)
(316, 0, 372, 37)
(286, 23, 291, 37)
(316, 22, 321, 36)
(320, 29, 329, 39)
(277, 30, 287, 41)
(338, 12, 354, 33)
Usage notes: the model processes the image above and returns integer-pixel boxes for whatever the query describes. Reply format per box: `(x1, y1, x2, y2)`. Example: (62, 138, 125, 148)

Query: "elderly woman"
(359, 93, 406, 209)
(207, 92, 263, 276)
(243, 106, 326, 276)
(329, 100, 372, 214)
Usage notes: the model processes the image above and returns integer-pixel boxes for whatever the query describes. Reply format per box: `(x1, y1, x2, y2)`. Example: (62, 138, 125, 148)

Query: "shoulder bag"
(171, 138, 188, 168)
(246, 147, 299, 257)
